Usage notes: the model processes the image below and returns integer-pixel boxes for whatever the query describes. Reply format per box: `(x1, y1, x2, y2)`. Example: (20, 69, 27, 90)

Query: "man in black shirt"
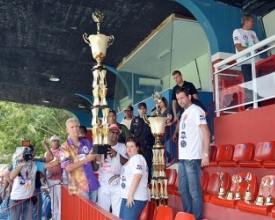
(171, 70, 199, 122)
(171, 70, 208, 143)
(130, 102, 154, 184)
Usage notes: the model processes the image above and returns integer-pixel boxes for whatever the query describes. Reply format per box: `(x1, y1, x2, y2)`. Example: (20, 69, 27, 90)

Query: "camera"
(22, 147, 33, 161)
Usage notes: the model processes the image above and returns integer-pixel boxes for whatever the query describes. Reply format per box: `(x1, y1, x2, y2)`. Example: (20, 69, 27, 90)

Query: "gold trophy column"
(83, 10, 114, 154)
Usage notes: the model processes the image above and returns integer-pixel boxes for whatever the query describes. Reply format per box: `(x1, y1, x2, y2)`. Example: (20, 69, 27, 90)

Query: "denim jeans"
(80, 189, 98, 203)
(9, 198, 32, 220)
(178, 159, 203, 220)
(119, 198, 147, 220)
(32, 189, 42, 220)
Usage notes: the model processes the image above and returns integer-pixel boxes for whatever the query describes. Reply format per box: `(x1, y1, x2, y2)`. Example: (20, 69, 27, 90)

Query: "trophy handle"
(83, 33, 91, 46)
(107, 35, 115, 47)
(143, 114, 150, 126)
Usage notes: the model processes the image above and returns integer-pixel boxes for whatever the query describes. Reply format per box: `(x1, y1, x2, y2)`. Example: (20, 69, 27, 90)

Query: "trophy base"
(92, 144, 110, 154)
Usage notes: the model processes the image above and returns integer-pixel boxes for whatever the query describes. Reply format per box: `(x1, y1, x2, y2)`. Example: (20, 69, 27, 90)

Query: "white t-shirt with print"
(233, 28, 260, 64)
(11, 162, 37, 200)
(98, 142, 128, 185)
(178, 104, 207, 160)
(120, 154, 148, 201)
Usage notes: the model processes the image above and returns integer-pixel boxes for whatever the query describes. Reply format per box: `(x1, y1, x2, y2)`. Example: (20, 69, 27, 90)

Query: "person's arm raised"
(65, 151, 96, 173)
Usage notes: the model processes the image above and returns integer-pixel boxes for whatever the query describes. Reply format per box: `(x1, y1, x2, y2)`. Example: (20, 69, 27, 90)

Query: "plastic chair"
(203, 172, 231, 202)
(167, 173, 178, 195)
(165, 169, 177, 187)
(153, 206, 173, 220)
(138, 201, 156, 220)
(219, 143, 254, 167)
(237, 175, 275, 215)
(174, 211, 195, 220)
(211, 172, 258, 208)
(209, 144, 234, 166)
(239, 141, 275, 168)
(209, 145, 217, 162)
(200, 170, 209, 192)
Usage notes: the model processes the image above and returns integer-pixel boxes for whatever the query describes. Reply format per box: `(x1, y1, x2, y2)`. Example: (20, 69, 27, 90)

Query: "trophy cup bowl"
(145, 115, 167, 141)
(83, 33, 114, 66)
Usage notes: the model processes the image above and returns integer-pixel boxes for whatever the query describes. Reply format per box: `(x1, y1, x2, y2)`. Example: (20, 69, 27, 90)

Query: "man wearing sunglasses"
(96, 124, 128, 217)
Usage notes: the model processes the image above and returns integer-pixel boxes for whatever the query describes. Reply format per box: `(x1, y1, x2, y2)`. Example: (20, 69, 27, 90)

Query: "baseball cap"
(138, 102, 147, 109)
(123, 106, 133, 111)
(109, 124, 122, 134)
(50, 135, 60, 142)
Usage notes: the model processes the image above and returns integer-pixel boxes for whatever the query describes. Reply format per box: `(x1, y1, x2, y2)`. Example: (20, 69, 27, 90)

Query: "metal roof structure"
(0, 0, 273, 112)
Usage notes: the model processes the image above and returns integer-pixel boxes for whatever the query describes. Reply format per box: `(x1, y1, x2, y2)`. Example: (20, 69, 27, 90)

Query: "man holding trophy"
(175, 87, 210, 220)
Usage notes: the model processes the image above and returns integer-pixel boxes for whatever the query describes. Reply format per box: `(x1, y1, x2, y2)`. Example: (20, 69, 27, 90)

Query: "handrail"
(214, 34, 275, 117)
(214, 34, 275, 70)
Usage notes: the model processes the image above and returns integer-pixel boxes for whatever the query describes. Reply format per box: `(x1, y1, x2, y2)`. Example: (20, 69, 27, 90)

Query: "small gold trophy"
(264, 176, 274, 206)
(234, 175, 242, 200)
(243, 172, 253, 203)
(218, 172, 225, 198)
(226, 175, 236, 200)
(255, 177, 266, 206)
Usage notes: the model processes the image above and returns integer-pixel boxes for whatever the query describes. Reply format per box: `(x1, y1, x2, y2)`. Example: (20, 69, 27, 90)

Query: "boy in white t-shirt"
(175, 87, 210, 220)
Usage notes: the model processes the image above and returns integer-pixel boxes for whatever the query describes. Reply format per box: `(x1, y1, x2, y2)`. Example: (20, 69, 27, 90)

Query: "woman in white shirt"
(119, 137, 149, 220)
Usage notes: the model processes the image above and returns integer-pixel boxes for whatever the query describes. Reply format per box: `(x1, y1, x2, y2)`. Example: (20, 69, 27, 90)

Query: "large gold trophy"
(83, 10, 114, 154)
(144, 92, 170, 206)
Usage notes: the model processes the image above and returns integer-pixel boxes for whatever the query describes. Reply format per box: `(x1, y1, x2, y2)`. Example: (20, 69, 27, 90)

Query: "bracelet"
(96, 161, 101, 164)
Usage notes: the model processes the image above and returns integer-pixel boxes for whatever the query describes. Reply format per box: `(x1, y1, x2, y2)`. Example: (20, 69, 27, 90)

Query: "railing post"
(250, 51, 258, 109)
(214, 66, 220, 117)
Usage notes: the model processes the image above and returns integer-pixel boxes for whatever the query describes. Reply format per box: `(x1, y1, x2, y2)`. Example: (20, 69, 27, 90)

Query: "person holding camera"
(95, 124, 128, 217)
(9, 147, 37, 220)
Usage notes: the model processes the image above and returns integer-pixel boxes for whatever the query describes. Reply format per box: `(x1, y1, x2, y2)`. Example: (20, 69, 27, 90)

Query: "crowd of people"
(0, 67, 212, 220)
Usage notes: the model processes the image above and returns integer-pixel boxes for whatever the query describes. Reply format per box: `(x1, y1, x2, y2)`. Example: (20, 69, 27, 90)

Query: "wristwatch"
(203, 152, 209, 157)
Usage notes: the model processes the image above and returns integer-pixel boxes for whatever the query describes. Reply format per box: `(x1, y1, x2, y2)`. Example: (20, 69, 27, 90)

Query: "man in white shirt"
(121, 105, 134, 130)
(233, 14, 260, 109)
(176, 87, 210, 220)
(96, 124, 128, 217)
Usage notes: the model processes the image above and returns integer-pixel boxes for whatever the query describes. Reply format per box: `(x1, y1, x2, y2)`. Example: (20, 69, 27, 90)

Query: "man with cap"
(44, 135, 62, 220)
(130, 102, 154, 184)
(108, 109, 131, 143)
(95, 124, 128, 217)
(121, 105, 134, 130)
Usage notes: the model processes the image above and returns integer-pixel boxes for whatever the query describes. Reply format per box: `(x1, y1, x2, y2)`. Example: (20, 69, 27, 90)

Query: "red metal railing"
(61, 185, 121, 220)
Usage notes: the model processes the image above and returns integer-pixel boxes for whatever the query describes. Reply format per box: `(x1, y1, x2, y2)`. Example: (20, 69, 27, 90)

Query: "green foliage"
(0, 101, 73, 161)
